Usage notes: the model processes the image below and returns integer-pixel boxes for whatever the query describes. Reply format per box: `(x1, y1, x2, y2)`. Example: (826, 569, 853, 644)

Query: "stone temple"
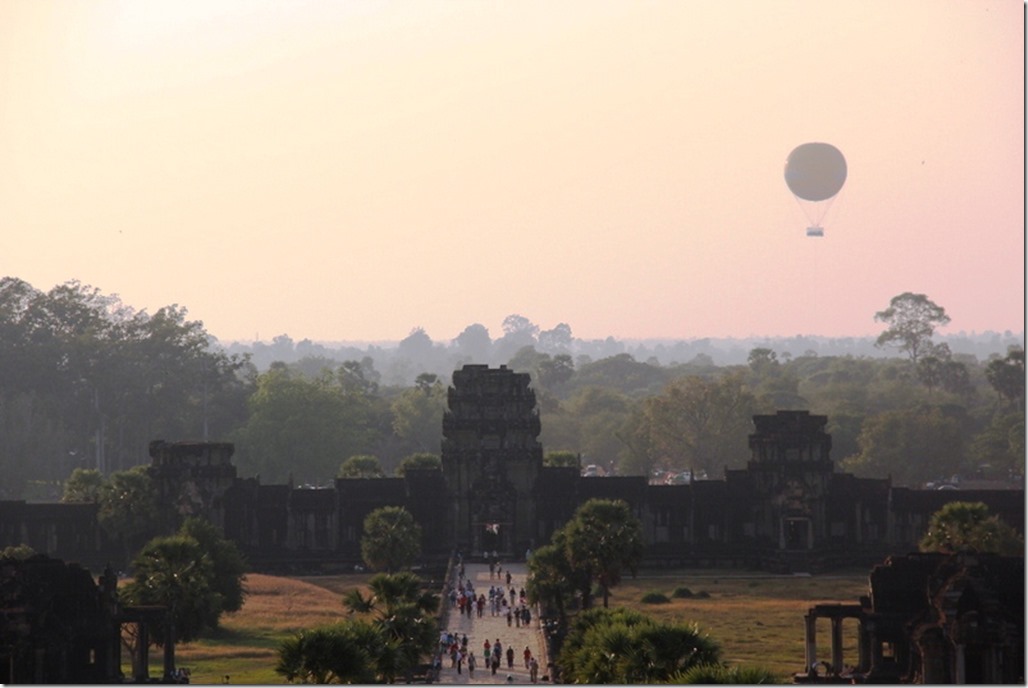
(0, 364, 1022, 573)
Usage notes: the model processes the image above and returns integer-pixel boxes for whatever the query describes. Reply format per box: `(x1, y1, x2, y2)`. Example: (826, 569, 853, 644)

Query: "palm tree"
(120, 535, 219, 644)
(276, 624, 377, 684)
(563, 499, 644, 608)
(558, 608, 722, 684)
(342, 572, 440, 681)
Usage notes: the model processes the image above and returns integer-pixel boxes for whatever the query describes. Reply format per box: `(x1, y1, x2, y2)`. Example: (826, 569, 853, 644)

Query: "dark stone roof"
(335, 477, 406, 503)
(577, 476, 648, 505)
(290, 487, 336, 509)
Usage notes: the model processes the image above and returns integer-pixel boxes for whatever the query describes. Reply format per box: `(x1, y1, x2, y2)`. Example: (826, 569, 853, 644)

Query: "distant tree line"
(1, 279, 1023, 498)
(0, 278, 252, 496)
(225, 313, 1023, 381)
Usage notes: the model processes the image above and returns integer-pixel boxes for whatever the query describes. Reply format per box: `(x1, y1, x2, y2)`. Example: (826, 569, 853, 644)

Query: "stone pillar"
(857, 623, 870, 672)
(804, 613, 817, 670)
(869, 627, 882, 671)
(163, 618, 175, 680)
(830, 617, 844, 674)
(917, 628, 949, 684)
(134, 623, 149, 682)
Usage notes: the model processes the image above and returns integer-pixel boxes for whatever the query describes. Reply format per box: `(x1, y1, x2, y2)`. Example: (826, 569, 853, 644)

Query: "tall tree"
(233, 367, 377, 484)
(562, 498, 644, 608)
(177, 516, 248, 613)
(909, 342, 973, 400)
(337, 358, 380, 397)
(968, 412, 1024, 478)
(874, 292, 950, 363)
(525, 530, 589, 626)
(61, 467, 104, 502)
(97, 465, 162, 562)
(495, 314, 540, 361)
(120, 534, 220, 644)
(452, 323, 492, 363)
(397, 327, 435, 362)
(390, 379, 446, 455)
(840, 407, 966, 486)
(538, 323, 574, 353)
(615, 404, 661, 478)
(919, 501, 1023, 556)
(538, 353, 575, 391)
(643, 372, 759, 477)
(985, 347, 1025, 409)
(0, 278, 252, 494)
(360, 506, 423, 573)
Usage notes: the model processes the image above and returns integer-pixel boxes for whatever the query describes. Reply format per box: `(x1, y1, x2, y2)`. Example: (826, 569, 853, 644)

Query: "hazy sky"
(1, 1, 1023, 344)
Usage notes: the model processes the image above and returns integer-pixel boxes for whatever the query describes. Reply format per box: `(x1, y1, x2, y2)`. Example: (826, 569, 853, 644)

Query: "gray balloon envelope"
(784, 142, 847, 202)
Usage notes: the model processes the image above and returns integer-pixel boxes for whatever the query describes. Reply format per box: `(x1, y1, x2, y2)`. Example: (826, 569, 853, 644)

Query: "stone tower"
(442, 365, 543, 557)
(149, 440, 237, 533)
(745, 410, 833, 551)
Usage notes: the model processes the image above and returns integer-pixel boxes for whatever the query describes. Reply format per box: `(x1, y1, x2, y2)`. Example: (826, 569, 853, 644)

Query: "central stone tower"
(442, 365, 543, 558)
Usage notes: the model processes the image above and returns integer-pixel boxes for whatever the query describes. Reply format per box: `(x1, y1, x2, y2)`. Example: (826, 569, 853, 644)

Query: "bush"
(557, 607, 721, 684)
(671, 586, 693, 598)
(641, 591, 670, 604)
(670, 663, 781, 684)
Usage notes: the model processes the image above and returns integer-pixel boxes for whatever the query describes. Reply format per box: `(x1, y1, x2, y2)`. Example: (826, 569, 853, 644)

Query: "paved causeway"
(434, 561, 550, 684)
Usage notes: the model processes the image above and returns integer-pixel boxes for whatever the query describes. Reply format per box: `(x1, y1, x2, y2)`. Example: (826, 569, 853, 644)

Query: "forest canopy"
(0, 278, 1022, 499)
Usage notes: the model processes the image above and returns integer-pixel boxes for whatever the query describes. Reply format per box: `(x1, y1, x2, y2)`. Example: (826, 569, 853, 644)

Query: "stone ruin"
(796, 551, 1023, 684)
(0, 364, 1021, 574)
(0, 554, 176, 683)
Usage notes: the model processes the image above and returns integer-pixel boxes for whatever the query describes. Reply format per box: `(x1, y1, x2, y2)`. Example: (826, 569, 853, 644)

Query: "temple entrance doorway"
(783, 517, 812, 550)
(469, 490, 516, 558)
(473, 521, 512, 558)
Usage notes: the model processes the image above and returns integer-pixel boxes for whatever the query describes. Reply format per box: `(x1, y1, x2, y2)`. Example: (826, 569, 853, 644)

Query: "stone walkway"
(435, 561, 549, 684)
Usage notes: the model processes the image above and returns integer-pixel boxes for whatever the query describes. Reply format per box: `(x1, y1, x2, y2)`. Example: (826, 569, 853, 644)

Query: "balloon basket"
(806, 226, 824, 237)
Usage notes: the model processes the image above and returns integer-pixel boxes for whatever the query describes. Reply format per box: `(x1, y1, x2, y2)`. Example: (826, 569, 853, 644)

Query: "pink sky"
(1, 0, 1023, 343)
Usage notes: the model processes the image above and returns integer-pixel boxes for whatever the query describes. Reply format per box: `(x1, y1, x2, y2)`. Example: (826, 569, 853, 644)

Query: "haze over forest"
(221, 321, 1025, 386)
(0, 274, 1022, 499)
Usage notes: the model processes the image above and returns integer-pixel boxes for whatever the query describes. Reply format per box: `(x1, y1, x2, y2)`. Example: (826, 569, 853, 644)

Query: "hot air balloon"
(784, 142, 847, 237)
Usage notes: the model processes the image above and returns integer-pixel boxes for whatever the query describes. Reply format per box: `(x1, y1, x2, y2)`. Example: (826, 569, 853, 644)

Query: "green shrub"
(641, 591, 670, 604)
(670, 662, 781, 684)
(671, 586, 693, 598)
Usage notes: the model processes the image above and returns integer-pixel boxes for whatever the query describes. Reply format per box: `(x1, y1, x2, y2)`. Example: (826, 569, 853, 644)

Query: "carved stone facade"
(442, 365, 543, 556)
(149, 440, 238, 533)
(0, 365, 1022, 574)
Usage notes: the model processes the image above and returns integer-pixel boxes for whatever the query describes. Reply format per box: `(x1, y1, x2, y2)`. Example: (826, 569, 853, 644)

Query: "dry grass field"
(606, 570, 870, 680)
(169, 574, 371, 684)
(163, 569, 868, 684)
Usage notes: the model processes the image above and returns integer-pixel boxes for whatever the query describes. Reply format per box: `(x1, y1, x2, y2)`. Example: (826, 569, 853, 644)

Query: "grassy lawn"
(607, 569, 870, 681)
(170, 574, 370, 684)
(163, 569, 868, 684)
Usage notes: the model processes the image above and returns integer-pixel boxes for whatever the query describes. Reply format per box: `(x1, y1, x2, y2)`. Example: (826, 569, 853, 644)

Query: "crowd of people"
(432, 555, 542, 683)
(435, 632, 540, 683)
